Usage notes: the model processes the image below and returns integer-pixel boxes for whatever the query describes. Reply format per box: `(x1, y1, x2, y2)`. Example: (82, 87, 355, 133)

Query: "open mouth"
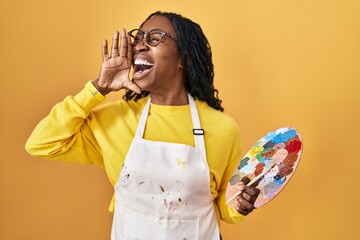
(133, 58, 154, 77)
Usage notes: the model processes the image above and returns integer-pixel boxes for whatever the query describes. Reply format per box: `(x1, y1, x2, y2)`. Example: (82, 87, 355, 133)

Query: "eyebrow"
(140, 28, 167, 32)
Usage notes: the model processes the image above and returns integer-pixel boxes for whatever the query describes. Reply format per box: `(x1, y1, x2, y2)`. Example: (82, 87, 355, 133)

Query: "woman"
(26, 11, 260, 240)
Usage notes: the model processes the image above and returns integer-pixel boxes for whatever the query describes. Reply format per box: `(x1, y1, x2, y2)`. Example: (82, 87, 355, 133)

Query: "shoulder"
(196, 100, 241, 140)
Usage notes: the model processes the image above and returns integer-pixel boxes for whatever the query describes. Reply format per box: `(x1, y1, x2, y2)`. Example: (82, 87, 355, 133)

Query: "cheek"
(156, 44, 180, 62)
(162, 51, 180, 64)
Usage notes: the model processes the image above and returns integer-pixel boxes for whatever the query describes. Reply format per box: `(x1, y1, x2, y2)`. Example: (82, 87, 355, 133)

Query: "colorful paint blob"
(226, 127, 303, 208)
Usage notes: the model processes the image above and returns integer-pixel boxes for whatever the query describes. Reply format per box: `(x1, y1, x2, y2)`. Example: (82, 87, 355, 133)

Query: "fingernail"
(236, 184, 245, 191)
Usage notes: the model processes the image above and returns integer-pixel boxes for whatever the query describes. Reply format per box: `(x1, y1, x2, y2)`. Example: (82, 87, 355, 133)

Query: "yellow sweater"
(25, 82, 244, 224)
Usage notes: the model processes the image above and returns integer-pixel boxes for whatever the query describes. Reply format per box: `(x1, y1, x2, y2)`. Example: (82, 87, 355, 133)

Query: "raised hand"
(93, 28, 141, 95)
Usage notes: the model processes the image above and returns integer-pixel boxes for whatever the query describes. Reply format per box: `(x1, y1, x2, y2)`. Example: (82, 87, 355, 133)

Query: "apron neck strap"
(135, 98, 151, 140)
(135, 94, 207, 159)
(188, 94, 208, 164)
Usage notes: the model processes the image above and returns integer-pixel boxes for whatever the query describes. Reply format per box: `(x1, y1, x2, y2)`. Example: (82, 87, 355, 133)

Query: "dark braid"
(124, 11, 224, 111)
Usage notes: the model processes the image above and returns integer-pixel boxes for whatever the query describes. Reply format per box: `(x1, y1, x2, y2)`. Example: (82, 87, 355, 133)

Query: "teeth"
(134, 59, 154, 66)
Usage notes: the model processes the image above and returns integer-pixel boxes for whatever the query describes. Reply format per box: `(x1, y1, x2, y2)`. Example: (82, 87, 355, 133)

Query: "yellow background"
(1, 0, 359, 239)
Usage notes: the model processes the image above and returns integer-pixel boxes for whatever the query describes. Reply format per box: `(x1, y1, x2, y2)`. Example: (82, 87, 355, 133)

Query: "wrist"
(85, 81, 106, 102)
(92, 79, 111, 96)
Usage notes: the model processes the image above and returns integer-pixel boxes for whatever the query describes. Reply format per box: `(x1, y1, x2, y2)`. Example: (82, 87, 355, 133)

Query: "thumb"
(122, 80, 141, 94)
(241, 175, 263, 187)
(240, 176, 251, 186)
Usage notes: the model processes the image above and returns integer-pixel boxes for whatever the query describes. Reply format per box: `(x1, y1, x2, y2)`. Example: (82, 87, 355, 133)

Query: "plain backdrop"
(1, 0, 359, 239)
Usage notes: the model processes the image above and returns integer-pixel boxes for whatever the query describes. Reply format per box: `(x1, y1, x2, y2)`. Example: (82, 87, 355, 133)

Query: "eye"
(130, 31, 144, 44)
(148, 32, 162, 44)
(151, 36, 160, 41)
(134, 34, 142, 42)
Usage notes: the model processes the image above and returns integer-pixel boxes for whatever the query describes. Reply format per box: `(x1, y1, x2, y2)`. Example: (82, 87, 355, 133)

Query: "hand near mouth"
(93, 28, 141, 95)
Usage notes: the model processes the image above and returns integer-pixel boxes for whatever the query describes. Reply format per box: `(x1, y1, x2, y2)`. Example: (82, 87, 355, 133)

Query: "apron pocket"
(118, 170, 134, 187)
(157, 218, 199, 240)
(124, 207, 199, 240)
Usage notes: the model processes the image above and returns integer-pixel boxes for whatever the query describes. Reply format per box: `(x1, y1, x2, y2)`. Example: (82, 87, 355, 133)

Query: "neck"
(150, 87, 188, 106)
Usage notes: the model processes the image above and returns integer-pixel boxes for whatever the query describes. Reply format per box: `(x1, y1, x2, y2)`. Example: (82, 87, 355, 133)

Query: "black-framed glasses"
(127, 29, 177, 47)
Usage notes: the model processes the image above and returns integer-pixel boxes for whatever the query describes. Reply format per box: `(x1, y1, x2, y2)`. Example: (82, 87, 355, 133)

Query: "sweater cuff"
(85, 81, 106, 102)
(73, 81, 106, 113)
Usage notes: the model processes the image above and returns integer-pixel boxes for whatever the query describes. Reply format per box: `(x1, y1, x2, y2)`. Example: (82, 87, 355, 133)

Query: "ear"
(177, 57, 184, 68)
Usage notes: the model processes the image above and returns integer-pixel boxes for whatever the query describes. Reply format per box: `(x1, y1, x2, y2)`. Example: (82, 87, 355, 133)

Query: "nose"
(133, 38, 149, 53)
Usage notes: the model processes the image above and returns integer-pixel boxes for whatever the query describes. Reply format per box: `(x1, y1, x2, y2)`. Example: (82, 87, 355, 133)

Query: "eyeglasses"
(127, 29, 177, 47)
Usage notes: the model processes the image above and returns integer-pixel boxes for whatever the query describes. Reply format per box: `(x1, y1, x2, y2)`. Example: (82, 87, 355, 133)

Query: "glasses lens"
(129, 30, 164, 46)
(147, 31, 163, 46)
(130, 30, 143, 45)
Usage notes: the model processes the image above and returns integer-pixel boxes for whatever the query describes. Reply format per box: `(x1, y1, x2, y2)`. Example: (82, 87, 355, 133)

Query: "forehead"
(140, 15, 176, 36)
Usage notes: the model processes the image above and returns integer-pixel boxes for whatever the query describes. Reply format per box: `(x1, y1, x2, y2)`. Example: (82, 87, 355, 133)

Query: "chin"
(133, 80, 150, 92)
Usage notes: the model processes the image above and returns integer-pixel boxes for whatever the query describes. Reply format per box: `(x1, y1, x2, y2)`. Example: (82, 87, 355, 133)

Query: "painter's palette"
(226, 127, 302, 209)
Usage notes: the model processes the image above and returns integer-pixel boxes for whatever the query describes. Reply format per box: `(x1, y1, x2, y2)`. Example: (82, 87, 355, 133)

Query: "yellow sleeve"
(216, 157, 246, 224)
(214, 117, 246, 224)
(25, 81, 105, 166)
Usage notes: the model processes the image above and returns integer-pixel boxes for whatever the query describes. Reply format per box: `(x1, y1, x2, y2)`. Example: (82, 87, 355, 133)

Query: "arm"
(216, 149, 246, 223)
(216, 157, 260, 223)
(25, 29, 140, 164)
(215, 122, 260, 223)
(25, 84, 105, 165)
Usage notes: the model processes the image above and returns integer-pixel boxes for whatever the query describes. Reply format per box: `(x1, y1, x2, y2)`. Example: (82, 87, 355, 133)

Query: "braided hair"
(124, 11, 224, 111)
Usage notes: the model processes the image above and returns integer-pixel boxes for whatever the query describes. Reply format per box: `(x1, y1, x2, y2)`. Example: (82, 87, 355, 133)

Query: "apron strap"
(134, 97, 151, 140)
(134, 94, 208, 169)
(188, 94, 208, 168)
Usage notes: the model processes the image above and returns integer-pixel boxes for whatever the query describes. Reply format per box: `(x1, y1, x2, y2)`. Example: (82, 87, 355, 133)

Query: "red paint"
(285, 139, 302, 155)
(254, 163, 265, 176)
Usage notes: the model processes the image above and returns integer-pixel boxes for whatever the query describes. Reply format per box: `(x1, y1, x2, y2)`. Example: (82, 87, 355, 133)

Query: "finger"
(235, 202, 253, 216)
(250, 175, 264, 187)
(240, 176, 251, 185)
(243, 186, 260, 197)
(236, 199, 255, 214)
(240, 176, 263, 188)
(241, 191, 258, 204)
(111, 31, 120, 58)
(235, 181, 246, 192)
(122, 80, 141, 94)
(127, 35, 133, 60)
(119, 28, 128, 58)
(102, 39, 109, 61)
(237, 195, 255, 212)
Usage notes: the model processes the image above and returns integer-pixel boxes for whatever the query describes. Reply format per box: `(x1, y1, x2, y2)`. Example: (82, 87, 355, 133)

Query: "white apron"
(111, 94, 220, 240)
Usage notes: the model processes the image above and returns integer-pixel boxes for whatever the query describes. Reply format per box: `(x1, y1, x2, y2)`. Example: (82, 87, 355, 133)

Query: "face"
(131, 15, 184, 95)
